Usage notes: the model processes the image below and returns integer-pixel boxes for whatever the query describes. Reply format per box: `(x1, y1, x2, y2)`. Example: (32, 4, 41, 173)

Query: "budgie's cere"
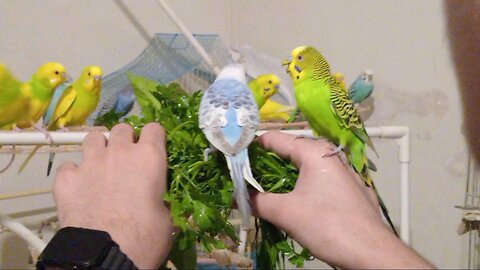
(199, 63, 264, 230)
(284, 46, 396, 234)
(348, 69, 374, 104)
(248, 74, 280, 108)
(15, 62, 68, 129)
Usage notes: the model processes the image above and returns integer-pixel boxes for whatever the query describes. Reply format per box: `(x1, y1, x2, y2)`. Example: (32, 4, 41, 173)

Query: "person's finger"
(82, 131, 107, 159)
(250, 191, 289, 227)
(108, 123, 135, 146)
(56, 161, 78, 174)
(257, 131, 326, 168)
(137, 122, 166, 150)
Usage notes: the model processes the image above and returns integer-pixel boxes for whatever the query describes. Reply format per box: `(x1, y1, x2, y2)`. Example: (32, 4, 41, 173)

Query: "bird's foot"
(34, 126, 53, 144)
(323, 144, 344, 158)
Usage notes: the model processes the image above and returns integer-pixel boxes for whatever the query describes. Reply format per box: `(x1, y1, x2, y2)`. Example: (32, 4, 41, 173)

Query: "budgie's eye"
(297, 55, 303, 61)
(55, 71, 59, 75)
(88, 72, 91, 76)
(268, 80, 272, 84)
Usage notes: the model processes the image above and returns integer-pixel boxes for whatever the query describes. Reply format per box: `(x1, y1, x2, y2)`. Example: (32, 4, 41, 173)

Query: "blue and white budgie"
(97, 84, 136, 120)
(348, 69, 374, 104)
(199, 63, 264, 230)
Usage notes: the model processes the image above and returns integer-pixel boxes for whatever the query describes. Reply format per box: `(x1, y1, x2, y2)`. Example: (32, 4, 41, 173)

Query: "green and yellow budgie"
(16, 62, 68, 129)
(283, 45, 397, 234)
(0, 62, 67, 130)
(46, 65, 102, 175)
(47, 66, 103, 130)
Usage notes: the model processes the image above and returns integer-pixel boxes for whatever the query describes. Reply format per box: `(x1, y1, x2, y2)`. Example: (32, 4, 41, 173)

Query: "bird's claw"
(323, 144, 344, 158)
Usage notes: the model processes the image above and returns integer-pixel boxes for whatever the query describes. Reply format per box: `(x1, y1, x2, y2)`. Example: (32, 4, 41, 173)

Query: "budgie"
(259, 99, 295, 122)
(16, 62, 68, 129)
(199, 63, 264, 230)
(47, 66, 103, 130)
(248, 74, 280, 108)
(348, 69, 374, 104)
(0, 63, 24, 130)
(0, 62, 67, 130)
(333, 72, 347, 91)
(283, 46, 396, 234)
(94, 84, 135, 125)
(20, 66, 101, 176)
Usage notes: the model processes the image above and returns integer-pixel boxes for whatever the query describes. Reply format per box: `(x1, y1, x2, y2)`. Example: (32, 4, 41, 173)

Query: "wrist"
(343, 226, 434, 269)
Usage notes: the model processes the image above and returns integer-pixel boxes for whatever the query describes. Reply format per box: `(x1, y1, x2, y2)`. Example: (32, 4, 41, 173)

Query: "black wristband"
(36, 227, 138, 270)
(101, 245, 138, 270)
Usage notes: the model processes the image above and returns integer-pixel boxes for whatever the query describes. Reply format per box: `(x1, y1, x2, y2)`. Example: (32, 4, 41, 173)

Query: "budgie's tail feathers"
(366, 175, 399, 237)
(47, 152, 56, 176)
(225, 154, 252, 230)
(244, 157, 265, 193)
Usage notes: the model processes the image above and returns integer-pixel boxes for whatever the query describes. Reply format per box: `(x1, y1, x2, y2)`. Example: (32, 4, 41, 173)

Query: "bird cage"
(457, 155, 480, 269)
(88, 33, 233, 124)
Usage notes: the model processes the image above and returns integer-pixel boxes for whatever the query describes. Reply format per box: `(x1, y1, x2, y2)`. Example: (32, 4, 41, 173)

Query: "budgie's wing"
(329, 82, 377, 155)
(114, 85, 136, 115)
(347, 80, 359, 99)
(200, 80, 259, 153)
(0, 64, 22, 107)
(44, 83, 71, 126)
(50, 86, 77, 127)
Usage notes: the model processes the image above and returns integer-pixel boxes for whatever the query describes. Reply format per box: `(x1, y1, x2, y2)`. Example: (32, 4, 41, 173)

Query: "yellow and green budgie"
(46, 65, 102, 175)
(47, 66, 103, 130)
(0, 62, 67, 130)
(16, 62, 68, 129)
(283, 45, 397, 235)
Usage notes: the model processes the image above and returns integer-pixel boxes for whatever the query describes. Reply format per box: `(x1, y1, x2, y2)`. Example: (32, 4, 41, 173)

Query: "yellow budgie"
(248, 74, 280, 108)
(259, 99, 296, 122)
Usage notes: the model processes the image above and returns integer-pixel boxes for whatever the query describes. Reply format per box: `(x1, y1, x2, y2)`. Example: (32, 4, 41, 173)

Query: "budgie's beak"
(282, 58, 291, 67)
(282, 58, 291, 73)
(93, 75, 101, 87)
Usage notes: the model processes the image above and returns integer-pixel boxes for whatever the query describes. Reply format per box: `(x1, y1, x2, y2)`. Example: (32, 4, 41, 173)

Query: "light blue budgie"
(96, 84, 136, 120)
(199, 63, 265, 230)
(348, 69, 374, 104)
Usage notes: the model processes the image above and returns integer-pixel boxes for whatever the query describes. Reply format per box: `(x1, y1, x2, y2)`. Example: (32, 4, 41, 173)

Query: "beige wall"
(0, 0, 469, 268)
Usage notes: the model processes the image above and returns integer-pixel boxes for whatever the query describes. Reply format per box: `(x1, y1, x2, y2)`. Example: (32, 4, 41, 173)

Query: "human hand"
(251, 131, 433, 269)
(53, 123, 173, 268)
